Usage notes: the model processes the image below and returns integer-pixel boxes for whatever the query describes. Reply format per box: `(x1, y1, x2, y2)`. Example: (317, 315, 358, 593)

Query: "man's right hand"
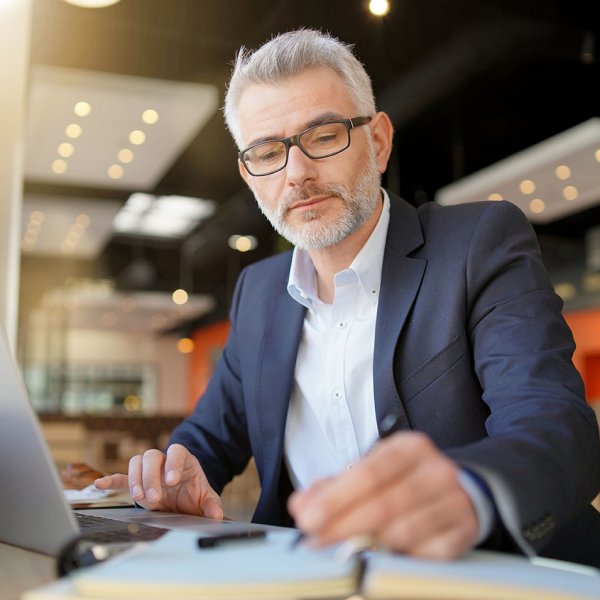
(94, 443, 223, 520)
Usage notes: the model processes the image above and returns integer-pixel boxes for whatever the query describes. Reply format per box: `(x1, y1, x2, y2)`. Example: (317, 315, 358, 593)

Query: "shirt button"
(346, 464, 353, 471)
(337, 321, 347, 329)
(333, 390, 343, 400)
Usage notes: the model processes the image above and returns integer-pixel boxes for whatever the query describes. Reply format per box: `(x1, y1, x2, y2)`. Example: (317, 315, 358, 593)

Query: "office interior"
(2, 0, 600, 522)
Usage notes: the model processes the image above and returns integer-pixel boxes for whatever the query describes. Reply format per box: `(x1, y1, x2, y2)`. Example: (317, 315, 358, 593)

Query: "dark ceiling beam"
(377, 16, 579, 129)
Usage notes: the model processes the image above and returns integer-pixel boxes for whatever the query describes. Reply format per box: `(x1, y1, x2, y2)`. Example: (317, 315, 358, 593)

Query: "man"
(97, 29, 600, 564)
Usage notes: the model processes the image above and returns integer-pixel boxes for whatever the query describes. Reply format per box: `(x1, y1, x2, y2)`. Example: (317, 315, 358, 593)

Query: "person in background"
(97, 29, 600, 566)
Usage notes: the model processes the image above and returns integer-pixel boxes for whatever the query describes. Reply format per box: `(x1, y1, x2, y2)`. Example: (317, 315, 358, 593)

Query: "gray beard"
(254, 153, 382, 250)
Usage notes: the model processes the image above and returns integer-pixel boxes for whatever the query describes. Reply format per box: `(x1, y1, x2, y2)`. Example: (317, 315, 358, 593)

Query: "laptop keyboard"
(75, 512, 167, 544)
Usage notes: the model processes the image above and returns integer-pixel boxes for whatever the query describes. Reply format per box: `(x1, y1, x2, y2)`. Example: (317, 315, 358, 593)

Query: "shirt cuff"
(458, 468, 496, 545)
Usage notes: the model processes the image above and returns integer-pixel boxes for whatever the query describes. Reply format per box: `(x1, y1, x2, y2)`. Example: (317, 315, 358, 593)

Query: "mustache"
(281, 183, 346, 211)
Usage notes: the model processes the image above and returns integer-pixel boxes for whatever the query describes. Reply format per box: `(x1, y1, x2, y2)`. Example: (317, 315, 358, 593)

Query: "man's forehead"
(236, 68, 356, 143)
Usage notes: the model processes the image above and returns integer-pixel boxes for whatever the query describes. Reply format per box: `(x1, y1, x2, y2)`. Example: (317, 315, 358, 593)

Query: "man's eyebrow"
(245, 112, 345, 148)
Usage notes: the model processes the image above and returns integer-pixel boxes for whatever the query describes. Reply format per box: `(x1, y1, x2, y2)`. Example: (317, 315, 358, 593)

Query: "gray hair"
(223, 29, 376, 149)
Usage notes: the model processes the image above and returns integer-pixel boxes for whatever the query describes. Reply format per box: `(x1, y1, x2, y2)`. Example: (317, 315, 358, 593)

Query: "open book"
(23, 529, 600, 600)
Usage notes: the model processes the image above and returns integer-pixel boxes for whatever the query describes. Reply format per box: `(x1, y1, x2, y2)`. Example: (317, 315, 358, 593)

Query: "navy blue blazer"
(170, 192, 600, 563)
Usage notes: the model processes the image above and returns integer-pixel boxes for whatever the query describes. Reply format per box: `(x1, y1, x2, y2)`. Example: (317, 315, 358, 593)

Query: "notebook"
(22, 529, 600, 600)
(0, 328, 268, 558)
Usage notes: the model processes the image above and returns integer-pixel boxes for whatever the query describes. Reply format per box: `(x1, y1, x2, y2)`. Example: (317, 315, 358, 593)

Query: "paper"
(63, 485, 134, 508)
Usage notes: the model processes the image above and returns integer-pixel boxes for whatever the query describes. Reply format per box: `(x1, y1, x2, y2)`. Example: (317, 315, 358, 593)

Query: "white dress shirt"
(283, 189, 494, 544)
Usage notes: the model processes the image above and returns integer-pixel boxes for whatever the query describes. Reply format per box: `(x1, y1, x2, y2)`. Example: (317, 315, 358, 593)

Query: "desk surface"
(0, 542, 55, 600)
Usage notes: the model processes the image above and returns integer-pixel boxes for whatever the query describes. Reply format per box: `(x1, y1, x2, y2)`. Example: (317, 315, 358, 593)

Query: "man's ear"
(238, 159, 254, 190)
(370, 112, 394, 174)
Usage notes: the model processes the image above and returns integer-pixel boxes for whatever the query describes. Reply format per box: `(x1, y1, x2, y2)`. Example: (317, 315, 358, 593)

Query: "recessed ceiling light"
(487, 193, 503, 201)
(142, 109, 159, 124)
(65, 123, 82, 138)
(51, 159, 67, 174)
(63, 0, 122, 7)
(519, 179, 536, 195)
(107, 164, 124, 179)
(563, 185, 578, 201)
(529, 198, 545, 213)
(118, 148, 134, 163)
(73, 101, 91, 116)
(129, 129, 146, 145)
(555, 164, 571, 180)
(57, 142, 74, 158)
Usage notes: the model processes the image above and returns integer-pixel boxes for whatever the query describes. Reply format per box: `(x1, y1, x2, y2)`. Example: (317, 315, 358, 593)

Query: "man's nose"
(285, 145, 318, 186)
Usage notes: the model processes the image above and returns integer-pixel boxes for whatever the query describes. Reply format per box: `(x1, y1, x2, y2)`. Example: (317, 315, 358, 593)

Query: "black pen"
(197, 530, 266, 548)
(290, 412, 403, 550)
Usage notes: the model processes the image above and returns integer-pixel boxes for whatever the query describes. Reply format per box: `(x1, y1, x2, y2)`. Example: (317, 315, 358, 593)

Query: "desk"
(0, 542, 55, 600)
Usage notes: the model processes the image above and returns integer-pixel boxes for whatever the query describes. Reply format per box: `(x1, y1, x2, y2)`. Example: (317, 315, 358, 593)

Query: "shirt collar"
(287, 189, 391, 311)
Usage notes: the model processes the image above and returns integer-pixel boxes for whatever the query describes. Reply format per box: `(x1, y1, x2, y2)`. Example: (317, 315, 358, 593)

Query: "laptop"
(0, 328, 269, 559)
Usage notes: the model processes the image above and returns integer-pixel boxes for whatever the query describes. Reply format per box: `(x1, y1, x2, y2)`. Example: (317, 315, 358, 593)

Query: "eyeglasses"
(239, 116, 372, 177)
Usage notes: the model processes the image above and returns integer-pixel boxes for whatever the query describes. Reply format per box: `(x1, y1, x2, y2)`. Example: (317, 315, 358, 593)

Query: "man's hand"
(94, 443, 223, 520)
(287, 432, 478, 560)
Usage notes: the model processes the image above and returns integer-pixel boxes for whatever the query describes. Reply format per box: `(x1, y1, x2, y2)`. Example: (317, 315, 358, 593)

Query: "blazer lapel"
(374, 194, 426, 432)
(254, 289, 305, 491)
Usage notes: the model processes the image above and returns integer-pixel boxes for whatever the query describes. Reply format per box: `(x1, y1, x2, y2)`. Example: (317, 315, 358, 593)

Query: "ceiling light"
(142, 109, 159, 124)
(555, 164, 571, 180)
(65, 123, 82, 138)
(51, 159, 67, 174)
(563, 185, 578, 201)
(228, 235, 258, 252)
(177, 338, 195, 354)
(73, 101, 91, 116)
(118, 148, 134, 163)
(129, 129, 146, 145)
(369, 0, 390, 17)
(487, 193, 503, 201)
(63, 0, 122, 7)
(112, 193, 216, 239)
(57, 142, 74, 158)
(529, 198, 545, 213)
(519, 179, 535, 195)
(107, 164, 124, 179)
(436, 118, 600, 223)
(172, 289, 189, 305)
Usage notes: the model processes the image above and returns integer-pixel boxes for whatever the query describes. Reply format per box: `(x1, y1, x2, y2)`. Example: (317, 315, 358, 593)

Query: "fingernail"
(131, 485, 143, 499)
(166, 470, 176, 484)
(146, 488, 158, 502)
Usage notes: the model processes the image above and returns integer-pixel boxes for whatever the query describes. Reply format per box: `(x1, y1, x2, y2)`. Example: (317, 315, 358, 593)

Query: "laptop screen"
(0, 330, 79, 555)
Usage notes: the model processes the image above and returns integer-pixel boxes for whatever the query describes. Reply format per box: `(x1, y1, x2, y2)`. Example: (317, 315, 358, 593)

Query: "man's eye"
(256, 145, 284, 163)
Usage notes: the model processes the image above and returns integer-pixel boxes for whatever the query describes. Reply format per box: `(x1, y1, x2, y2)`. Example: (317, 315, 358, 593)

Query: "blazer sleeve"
(167, 267, 252, 494)
(443, 201, 600, 554)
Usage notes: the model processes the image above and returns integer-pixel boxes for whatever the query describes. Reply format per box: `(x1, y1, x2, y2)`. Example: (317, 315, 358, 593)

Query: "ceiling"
(21, 0, 600, 330)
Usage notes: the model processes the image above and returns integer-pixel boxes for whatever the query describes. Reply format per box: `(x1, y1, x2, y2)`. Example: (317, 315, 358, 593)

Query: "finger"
(295, 433, 432, 533)
(201, 493, 224, 520)
(128, 454, 144, 501)
(311, 450, 459, 545)
(408, 516, 477, 560)
(164, 443, 192, 486)
(376, 486, 478, 556)
(94, 473, 128, 491)
(141, 449, 167, 507)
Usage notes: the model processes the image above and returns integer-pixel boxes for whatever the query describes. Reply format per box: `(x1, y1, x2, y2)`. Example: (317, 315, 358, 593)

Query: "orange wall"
(564, 308, 600, 404)
(187, 320, 230, 412)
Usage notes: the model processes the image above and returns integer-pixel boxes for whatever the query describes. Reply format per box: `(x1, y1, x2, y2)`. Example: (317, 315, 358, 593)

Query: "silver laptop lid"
(0, 329, 79, 555)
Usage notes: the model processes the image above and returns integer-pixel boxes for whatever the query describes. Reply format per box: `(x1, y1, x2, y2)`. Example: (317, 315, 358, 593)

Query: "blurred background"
(2, 0, 600, 517)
